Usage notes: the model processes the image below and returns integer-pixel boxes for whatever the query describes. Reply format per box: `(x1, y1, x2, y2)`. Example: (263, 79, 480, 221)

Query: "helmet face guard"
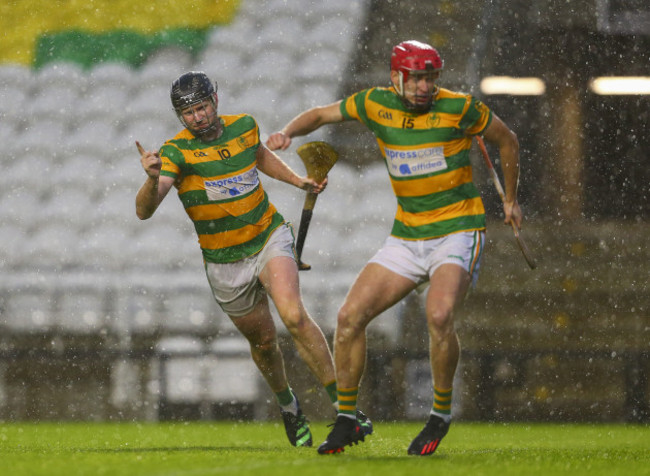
(170, 71, 219, 135)
(390, 40, 444, 112)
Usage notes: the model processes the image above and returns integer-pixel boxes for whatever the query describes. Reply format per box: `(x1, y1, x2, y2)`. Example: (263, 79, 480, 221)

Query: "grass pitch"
(1, 420, 648, 476)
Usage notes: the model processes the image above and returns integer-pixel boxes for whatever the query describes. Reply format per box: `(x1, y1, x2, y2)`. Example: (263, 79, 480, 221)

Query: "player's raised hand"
(136, 141, 162, 178)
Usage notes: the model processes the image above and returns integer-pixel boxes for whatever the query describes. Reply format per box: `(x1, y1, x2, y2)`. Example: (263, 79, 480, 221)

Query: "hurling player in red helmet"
(269, 40, 523, 456)
(390, 40, 444, 112)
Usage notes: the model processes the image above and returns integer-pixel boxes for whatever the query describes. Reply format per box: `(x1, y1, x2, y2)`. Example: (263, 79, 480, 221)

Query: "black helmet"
(170, 71, 219, 135)
(170, 71, 217, 110)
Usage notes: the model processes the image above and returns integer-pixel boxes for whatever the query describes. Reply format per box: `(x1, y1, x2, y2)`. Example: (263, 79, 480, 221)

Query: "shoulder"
(160, 129, 193, 160)
(436, 87, 471, 106)
(346, 86, 393, 100)
(435, 88, 484, 115)
(344, 86, 401, 111)
(222, 113, 257, 128)
(361, 86, 397, 101)
(436, 87, 470, 100)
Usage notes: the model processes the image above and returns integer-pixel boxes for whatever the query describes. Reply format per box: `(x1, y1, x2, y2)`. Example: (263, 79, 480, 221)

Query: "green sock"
(276, 387, 294, 407)
(432, 385, 452, 422)
(325, 380, 337, 405)
(337, 386, 358, 417)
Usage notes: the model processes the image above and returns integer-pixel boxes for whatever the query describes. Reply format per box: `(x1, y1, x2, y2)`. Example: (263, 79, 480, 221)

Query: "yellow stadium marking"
(0, 0, 240, 65)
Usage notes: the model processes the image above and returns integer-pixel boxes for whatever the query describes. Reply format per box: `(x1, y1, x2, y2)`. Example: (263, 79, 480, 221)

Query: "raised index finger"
(135, 141, 146, 155)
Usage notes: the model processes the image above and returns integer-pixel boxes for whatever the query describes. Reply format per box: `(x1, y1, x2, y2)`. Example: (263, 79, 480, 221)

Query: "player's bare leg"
(408, 263, 470, 456)
(229, 296, 289, 393)
(230, 295, 313, 447)
(319, 263, 415, 454)
(427, 263, 468, 389)
(260, 255, 336, 387)
(335, 263, 415, 388)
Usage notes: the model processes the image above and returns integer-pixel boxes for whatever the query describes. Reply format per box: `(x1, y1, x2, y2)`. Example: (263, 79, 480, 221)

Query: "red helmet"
(391, 40, 444, 82)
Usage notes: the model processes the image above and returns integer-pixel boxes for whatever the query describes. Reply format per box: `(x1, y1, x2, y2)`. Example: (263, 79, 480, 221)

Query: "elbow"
(511, 130, 520, 152)
(501, 129, 519, 159)
(509, 128, 519, 150)
(136, 205, 153, 220)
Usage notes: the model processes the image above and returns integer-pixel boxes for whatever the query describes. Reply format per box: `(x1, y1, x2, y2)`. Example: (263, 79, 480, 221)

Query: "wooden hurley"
(476, 136, 537, 270)
(294, 141, 339, 270)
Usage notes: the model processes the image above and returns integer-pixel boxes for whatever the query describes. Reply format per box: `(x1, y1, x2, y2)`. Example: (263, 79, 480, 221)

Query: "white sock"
(431, 410, 452, 423)
(337, 413, 357, 420)
(280, 396, 298, 415)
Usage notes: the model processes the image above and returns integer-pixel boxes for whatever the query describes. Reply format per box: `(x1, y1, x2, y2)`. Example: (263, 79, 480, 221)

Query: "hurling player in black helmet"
(170, 71, 222, 138)
(268, 40, 522, 456)
(136, 70, 372, 448)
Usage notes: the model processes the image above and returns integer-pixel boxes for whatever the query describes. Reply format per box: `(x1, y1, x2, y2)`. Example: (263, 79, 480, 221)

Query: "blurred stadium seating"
(0, 0, 381, 421)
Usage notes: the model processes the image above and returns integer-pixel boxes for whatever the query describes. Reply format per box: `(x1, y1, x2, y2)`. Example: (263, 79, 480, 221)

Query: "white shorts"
(204, 223, 297, 317)
(368, 230, 485, 288)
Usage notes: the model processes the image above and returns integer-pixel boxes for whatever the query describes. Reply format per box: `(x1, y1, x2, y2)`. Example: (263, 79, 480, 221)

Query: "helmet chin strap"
(397, 71, 405, 96)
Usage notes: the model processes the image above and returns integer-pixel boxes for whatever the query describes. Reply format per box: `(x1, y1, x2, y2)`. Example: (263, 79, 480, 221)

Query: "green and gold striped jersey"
(340, 86, 492, 240)
(159, 114, 285, 263)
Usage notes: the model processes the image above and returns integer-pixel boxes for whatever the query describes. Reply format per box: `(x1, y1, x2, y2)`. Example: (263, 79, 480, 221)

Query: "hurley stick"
(476, 136, 537, 270)
(294, 141, 339, 270)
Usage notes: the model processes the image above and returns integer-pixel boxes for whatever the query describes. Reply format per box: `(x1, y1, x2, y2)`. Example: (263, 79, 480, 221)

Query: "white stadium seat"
(256, 16, 306, 52)
(26, 222, 81, 269)
(0, 224, 28, 270)
(113, 285, 162, 334)
(34, 61, 86, 87)
(0, 286, 55, 332)
(206, 336, 260, 402)
(87, 62, 134, 90)
(0, 64, 34, 92)
(0, 114, 16, 143)
(49, 151, 109, 200)
(16, 119, 68, 159)
(254, 49, 296, 85)
(0, 188, 43, 232)
(0, 87, 29, 122)
(79, 83, 131, 124)
(37, 188, 96, 230)
(137, 47, 194, 90)
(155, 336, 206, 404)
(120, 116, 177, 153)
(125, 84, 171, 121)
(55, 286, 111, 334)
(77, 221, 133, 272)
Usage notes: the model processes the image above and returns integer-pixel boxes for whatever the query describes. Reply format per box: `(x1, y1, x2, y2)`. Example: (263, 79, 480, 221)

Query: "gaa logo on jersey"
(237, 136, 248, 150)
(426, 113, 441, 128)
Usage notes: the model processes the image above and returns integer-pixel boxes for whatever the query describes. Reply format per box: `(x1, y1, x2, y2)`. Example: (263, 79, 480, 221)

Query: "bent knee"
(427, 307, 455, 334)
(249, 334, 279, 355)
(336, 305, 368, 339)
(279, 307, 311, 334)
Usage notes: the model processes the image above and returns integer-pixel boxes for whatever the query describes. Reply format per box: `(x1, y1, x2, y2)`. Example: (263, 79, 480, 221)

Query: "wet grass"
(1, 421, 648, 476)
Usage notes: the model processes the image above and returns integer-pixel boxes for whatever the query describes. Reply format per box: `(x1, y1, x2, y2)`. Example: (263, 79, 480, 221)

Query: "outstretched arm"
(482, 115, 522, 227)
(266, 101, 345, 151)
(256, 144, 327, 194)
(135, 141, 175, 220)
